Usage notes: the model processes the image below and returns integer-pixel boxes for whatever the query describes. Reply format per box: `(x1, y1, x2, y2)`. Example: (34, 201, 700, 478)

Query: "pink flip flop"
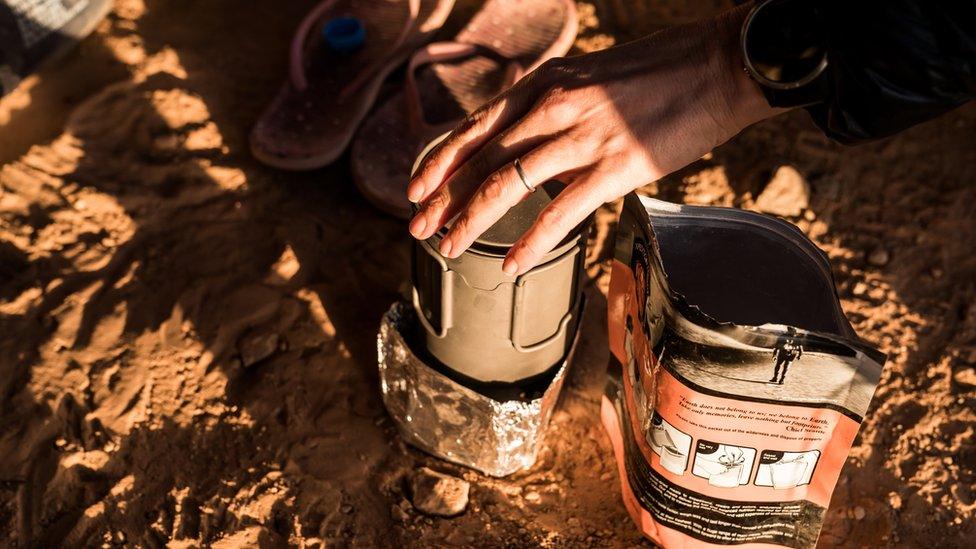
(250, 0, 456, 170)
(351, 0, 578, 219)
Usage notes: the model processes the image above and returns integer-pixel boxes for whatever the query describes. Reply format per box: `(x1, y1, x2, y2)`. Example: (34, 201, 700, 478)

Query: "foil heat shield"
(377, 300, 582, 477)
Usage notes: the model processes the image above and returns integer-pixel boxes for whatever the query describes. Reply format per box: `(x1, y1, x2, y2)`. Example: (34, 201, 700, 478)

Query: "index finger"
(406, 79, 539, 204)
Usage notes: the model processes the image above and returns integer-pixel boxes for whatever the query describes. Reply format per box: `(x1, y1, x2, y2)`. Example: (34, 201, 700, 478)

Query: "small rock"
(239, 332, 280, 367)
(867, 248, 890, 267)
(390, 504, 409, 523)
(853, 506, 866, 520)
(152, 133, 181, 152)
(851, 282, 868, 296)
(953, 369, 976, 387)
(524, 491, 541, 504)
(340, 504, 354, 515)
(264, 245, 301, 286)
(409, 467, 469, 517)
(754, 165, 810, 217)
(497, 484, 522, 497)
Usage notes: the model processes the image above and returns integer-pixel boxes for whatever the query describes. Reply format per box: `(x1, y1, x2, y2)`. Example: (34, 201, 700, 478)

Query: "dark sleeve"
(806, 0, 976, 144)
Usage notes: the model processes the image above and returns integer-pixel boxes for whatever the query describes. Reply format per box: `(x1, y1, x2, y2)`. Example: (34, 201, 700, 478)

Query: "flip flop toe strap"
(404, 40, 526, 136)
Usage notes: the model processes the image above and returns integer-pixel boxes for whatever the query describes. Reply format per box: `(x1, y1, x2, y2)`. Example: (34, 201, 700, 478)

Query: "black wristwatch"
(741, 0, 829, 108)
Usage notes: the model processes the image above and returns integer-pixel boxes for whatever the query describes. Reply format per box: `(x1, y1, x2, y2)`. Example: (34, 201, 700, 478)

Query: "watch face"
(743, 0, 827, 90)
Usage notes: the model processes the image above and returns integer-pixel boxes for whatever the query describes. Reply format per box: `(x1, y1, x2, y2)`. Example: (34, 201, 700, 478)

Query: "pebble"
(952, 369, 976, 387)
(754, 165, 810, 217)
(390, 504, 409, 523)
(889, 493, 902, 510)
(239, 332, 281, 367)
(867, 248, 890, 267)
(854, 506, 866, 520)
(152, 133, 180, 151)
(409, 467, 470, 517)
(852, 282, 868, 296)
(523, 491, 541, 504)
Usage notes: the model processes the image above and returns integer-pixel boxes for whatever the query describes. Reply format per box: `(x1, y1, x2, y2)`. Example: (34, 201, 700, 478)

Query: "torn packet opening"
(603, 194, 885, 548)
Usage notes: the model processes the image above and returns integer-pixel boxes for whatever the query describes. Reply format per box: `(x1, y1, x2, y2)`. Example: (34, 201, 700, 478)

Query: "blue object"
(322, 17, 366, 54)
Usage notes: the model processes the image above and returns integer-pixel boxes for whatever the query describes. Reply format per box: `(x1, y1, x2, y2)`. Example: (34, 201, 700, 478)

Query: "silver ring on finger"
(513, 157, 536, 193)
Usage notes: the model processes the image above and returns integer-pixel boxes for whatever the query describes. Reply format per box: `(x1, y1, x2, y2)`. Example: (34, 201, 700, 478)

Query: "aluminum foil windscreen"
(377, 301, 579, 477)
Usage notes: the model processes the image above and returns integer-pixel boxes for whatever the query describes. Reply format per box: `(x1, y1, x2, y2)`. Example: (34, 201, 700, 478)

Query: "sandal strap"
(403, 40, 525, 135)
(289, 0, 420, 96)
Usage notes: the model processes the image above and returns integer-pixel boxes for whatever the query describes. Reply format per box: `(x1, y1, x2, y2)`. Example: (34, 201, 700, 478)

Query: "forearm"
(712, 4, 785, 131)
(542, 4, 778, 147)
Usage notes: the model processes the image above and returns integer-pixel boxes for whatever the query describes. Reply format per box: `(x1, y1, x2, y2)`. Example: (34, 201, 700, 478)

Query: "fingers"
(409, 93, 589, 242)
(406, 82, 537, 205)
(437, 138, 582, 259)
(407, 119, 567, 242)
(502, 170, 612, 276)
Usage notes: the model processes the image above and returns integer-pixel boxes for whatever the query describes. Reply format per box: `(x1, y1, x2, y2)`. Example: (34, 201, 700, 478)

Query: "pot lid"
(466, 179, 569, 248)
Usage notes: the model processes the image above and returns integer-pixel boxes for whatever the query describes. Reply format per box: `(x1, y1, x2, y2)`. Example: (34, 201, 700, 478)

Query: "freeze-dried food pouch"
(603, 195, 885, 548)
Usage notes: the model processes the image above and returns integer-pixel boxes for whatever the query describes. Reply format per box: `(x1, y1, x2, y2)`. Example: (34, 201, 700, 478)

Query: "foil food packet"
(378, 300, 581, 477)
(603, 195, 885, 548)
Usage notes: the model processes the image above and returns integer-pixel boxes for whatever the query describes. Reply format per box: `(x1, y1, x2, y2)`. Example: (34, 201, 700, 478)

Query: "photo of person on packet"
(627, 238, 662, 434)
(771, 327, 804, 384)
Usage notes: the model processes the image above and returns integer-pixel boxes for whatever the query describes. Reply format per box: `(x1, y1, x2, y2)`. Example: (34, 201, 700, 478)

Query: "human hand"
(407, 4, 781, 276)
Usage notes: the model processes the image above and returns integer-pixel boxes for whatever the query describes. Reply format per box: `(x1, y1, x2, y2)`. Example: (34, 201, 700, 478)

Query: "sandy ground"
(1, 0, 974, 547)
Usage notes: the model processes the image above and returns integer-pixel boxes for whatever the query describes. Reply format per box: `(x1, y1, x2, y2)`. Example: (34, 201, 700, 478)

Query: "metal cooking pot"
(410, 136, 588, 383)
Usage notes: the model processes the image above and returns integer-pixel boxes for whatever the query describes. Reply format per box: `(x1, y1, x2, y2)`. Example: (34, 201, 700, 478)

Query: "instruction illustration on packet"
(648, 413, 692, 475)
(692, 441, 756, 488)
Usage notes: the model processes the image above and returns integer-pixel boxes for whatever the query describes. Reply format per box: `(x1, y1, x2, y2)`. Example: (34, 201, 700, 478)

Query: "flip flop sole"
(250, 0, 455, 171)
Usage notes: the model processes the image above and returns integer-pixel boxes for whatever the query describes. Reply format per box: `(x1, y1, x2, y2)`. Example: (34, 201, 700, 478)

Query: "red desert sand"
(1, 1, 973, 547)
